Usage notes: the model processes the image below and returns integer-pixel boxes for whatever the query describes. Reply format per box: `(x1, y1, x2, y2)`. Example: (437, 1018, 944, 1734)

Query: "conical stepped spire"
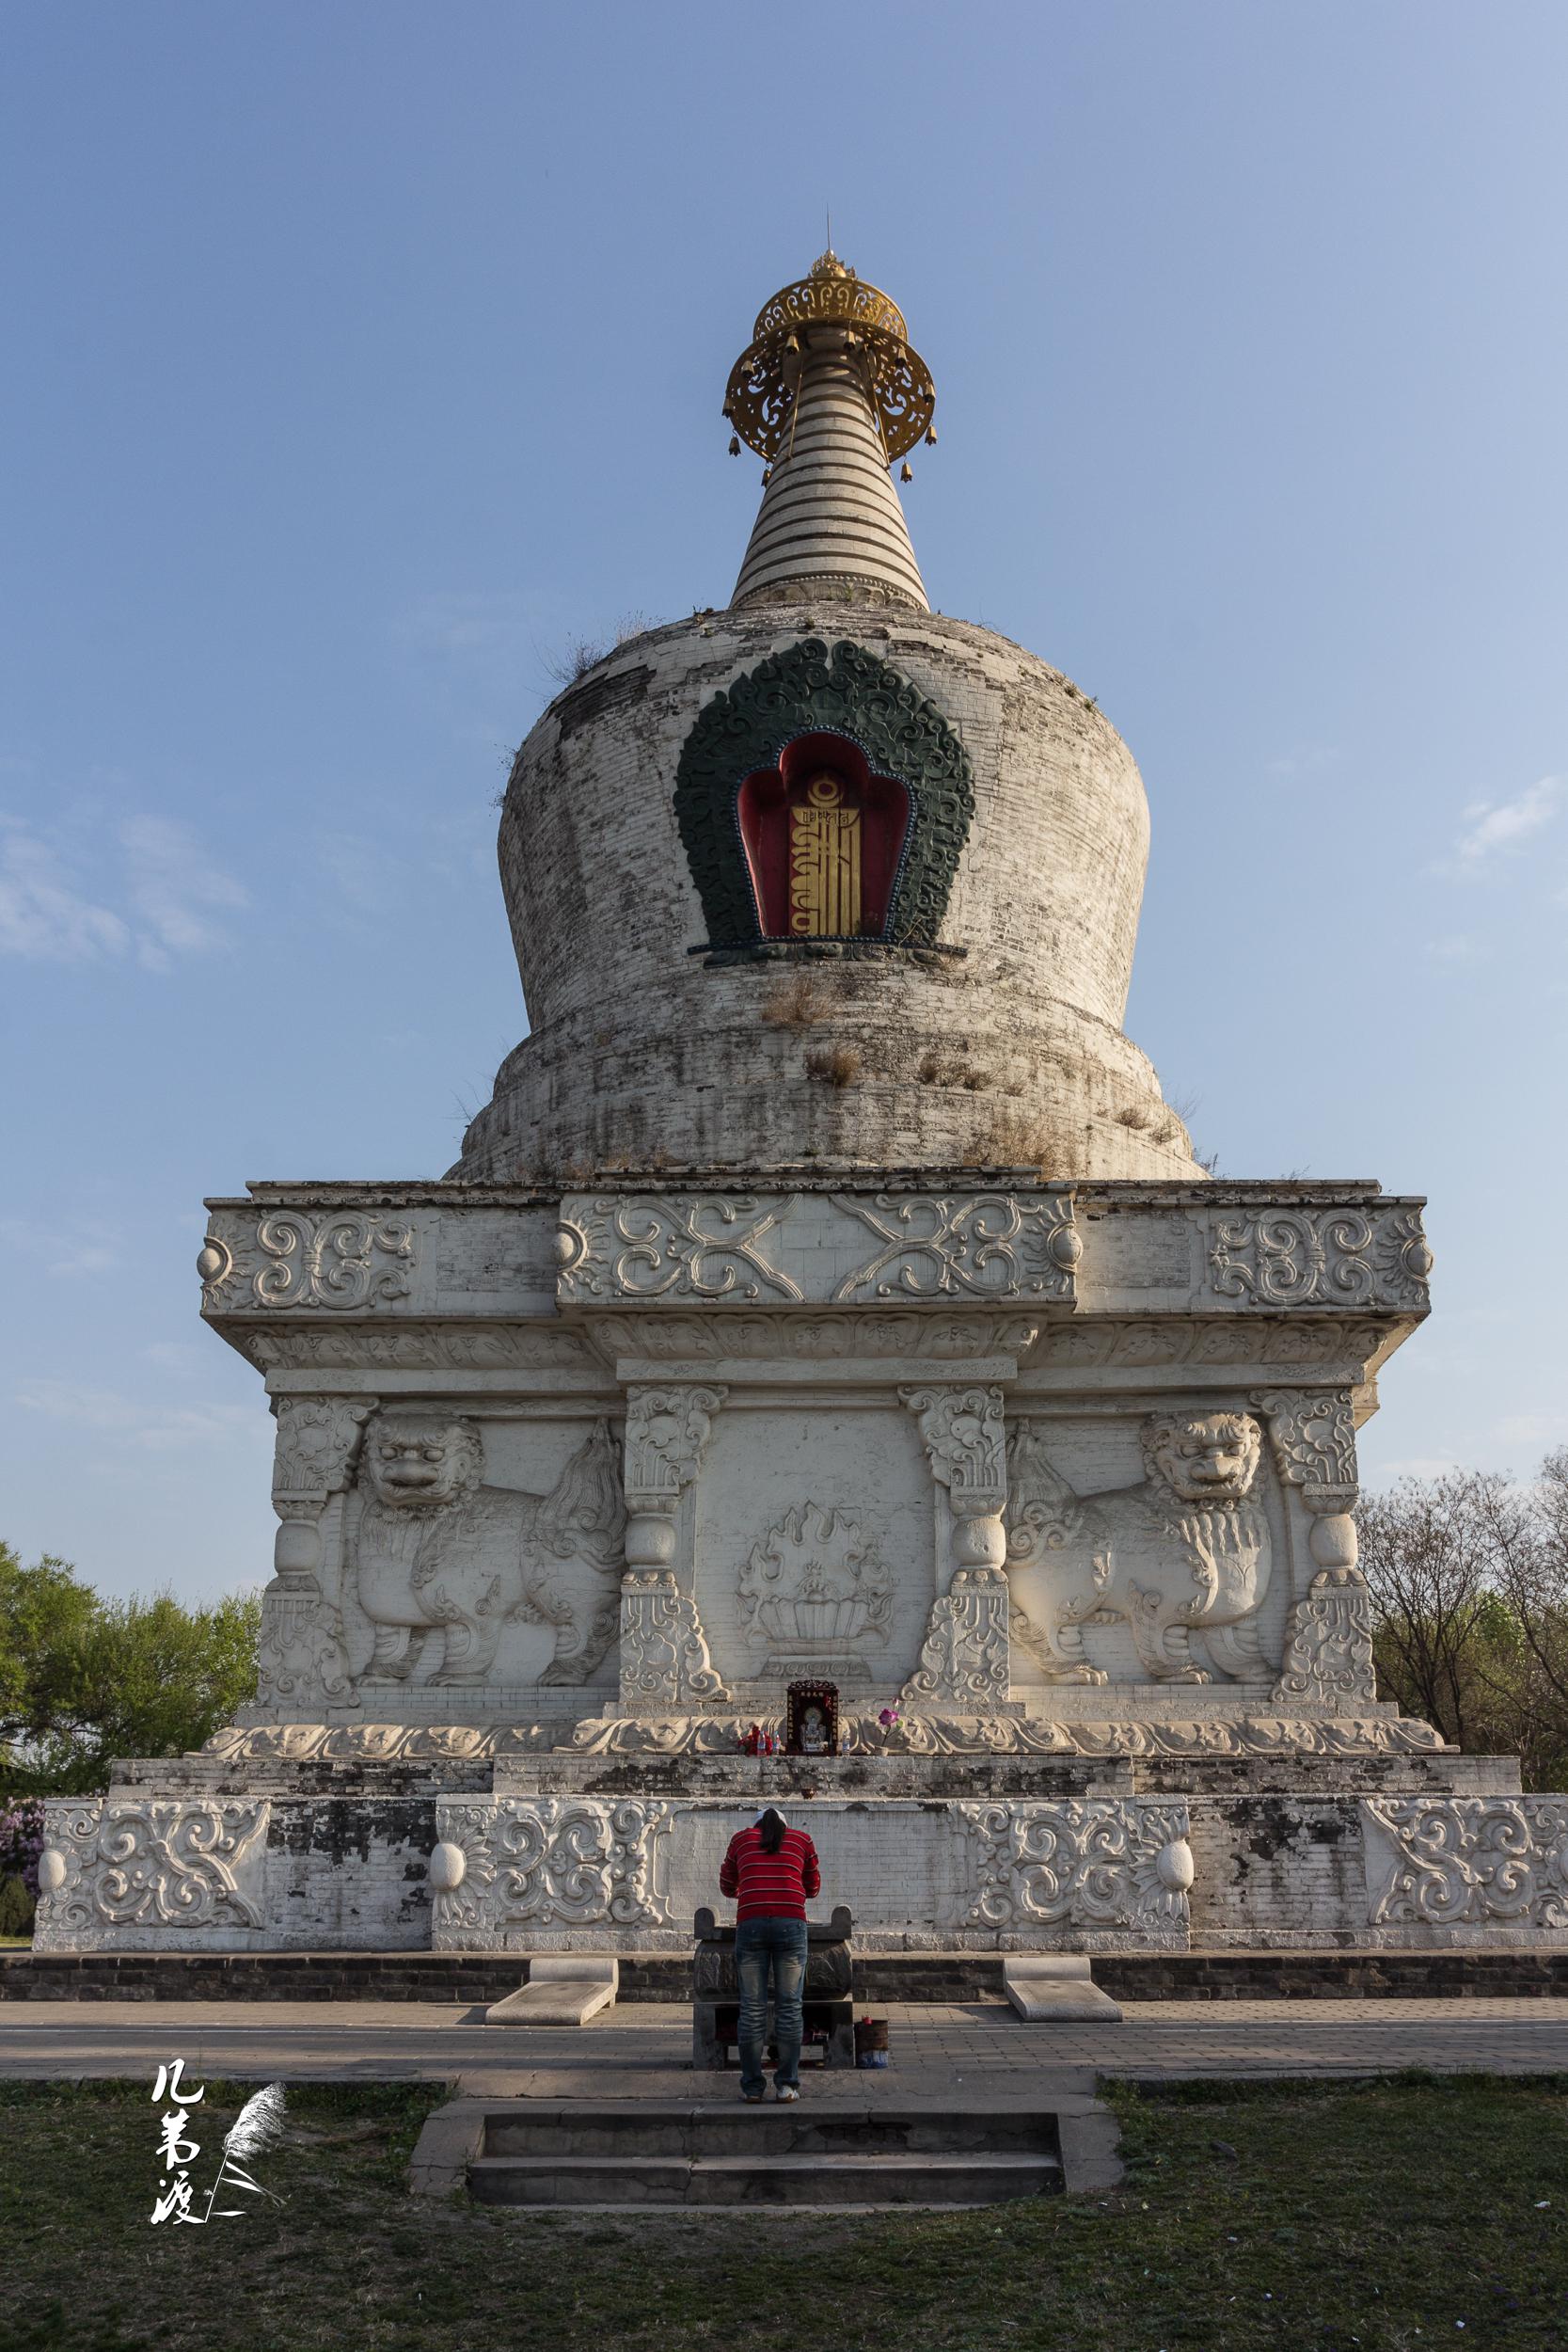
(725, 252, 932, 611)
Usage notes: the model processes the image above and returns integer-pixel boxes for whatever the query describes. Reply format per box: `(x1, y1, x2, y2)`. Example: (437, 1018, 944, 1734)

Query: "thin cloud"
(15, 1377, 263, 1453)
(120, 814, 247, 968)
(1496, 1413, 1567, 1454)
(1449, 775, 1562, 868)
(1265, 746, 1340, 782)
(0, 818, 130, 961)
(0, 810, 245, 968)
(1423, 933, 1486, 964)
(0, 1212, 121, 1277)
(1365, 1454, 1466, 1485)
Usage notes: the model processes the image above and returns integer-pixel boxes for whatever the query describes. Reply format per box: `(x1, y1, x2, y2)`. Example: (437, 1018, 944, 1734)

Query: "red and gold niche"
(736, 734, 911, 940)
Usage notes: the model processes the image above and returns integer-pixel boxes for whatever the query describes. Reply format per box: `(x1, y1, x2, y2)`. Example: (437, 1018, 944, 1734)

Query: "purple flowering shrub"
(0, 1800, 45, 1899)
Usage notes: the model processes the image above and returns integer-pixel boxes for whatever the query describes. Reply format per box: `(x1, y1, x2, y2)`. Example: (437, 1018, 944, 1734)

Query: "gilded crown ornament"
(722, 249, 937, 465)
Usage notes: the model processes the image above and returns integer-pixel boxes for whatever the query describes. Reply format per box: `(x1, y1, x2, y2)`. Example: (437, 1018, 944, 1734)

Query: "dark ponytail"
(757, 1807, 786, 1854)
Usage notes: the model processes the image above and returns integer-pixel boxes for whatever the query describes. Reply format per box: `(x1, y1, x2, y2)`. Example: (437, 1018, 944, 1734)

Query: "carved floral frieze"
(1039, 1317, 1391, 1370)
(1363, 1799, 1568, 1931)
(199, 1213, 415, 1313)
(557, 1196, 802, 1306)
(958, 1799, 1192, 1936)
(1206, 1205, 1432, 1311)
(833, 1192, 1079, 1304)
(584, 1310, 1041, 1364)
(246, 1324, 594, 1373)
(193, 1709, 1449, 1763)
(432, 1797, 673, 1945)
(558, 1190, 1078, 1311)
(33, 1801, 271, 1950)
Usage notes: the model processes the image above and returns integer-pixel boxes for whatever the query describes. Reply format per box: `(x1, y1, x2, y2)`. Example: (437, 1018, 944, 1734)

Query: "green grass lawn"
(2, 2074, 1564, 2350)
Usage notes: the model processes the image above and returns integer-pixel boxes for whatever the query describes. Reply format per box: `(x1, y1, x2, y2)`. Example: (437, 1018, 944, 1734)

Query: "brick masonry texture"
(8, 1948, 1568, 2003)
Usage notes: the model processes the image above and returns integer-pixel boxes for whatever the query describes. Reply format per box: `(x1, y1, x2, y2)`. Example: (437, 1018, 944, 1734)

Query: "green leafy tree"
(0, 1541, 259, 1796)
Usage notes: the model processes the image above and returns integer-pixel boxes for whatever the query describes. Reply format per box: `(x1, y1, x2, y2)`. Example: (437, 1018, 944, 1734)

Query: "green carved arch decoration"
(673, 637, 975, 946)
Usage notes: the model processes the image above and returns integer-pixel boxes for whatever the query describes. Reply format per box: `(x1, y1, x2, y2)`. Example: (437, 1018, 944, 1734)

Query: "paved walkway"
(5, 1996, 1568, 2089)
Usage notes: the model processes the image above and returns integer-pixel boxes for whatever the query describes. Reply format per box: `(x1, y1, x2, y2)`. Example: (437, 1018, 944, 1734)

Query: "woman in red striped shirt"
(719, 1806, 821, 2103)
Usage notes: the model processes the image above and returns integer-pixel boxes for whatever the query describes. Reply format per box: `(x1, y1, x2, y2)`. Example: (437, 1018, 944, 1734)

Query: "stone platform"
(31, 1725, 1566, 1957)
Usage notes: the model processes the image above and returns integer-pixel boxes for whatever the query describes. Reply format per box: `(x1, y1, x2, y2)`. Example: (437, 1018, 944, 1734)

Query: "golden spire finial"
(721, 254, 935, 464)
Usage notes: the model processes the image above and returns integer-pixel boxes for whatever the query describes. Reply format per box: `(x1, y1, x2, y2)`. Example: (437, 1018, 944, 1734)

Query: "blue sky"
(3, 3, 1564, 1605)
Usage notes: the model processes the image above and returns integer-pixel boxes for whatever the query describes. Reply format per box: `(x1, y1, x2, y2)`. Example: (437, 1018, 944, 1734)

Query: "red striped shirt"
(719, 1824, 821, 1923)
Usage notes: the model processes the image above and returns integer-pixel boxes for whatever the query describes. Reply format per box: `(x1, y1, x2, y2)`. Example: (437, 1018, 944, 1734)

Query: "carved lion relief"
(351, 1413, 626, 1686)
(1004, 1412, 1275, 1686)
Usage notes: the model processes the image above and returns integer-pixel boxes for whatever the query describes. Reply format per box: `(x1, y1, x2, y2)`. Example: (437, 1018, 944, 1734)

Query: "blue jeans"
(735, 1916, 808, 2096)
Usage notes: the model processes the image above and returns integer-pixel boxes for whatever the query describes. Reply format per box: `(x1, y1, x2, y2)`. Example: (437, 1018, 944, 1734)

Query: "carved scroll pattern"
(834, 1192, 1080, 1303)
(624, 1385, 727, 1505)
(199, 1709, 1449, 1764)
(900, 1568, 1010, 1708)
(433, 1799, 673, 1945)
(958, 1800, 1191, 1933)
(200, 1214, 415, 1312)
(1207, 1205, 1432, 1311)
(1363, 1800, 1568, 1930)
(1044, 1317, 1389, 1370)
(1251, 1389, 1358, 1506)
(621, 1572, 729, 1707)
(585, 1311, 1041, 1364)
(899, 1384, 1007, 1506)
(32, 1801, 270, 1949)
(272, 1397, 376, 1502)
(248, 1325, 594, 1373)
(256, 1594, 356, 1709)
(1273, 1574, 1376, 1706)
(557, 1196, 802, 1305)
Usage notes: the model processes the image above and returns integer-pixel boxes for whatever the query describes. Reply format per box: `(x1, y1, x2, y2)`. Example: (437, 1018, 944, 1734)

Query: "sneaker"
(775, 2084, 800, 2103)
(741, 2089, 766, 2104)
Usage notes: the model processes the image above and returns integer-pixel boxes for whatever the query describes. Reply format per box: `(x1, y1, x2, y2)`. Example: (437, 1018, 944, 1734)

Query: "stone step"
(467, 2150, 1062, 2208)
(481, 2101, 1056, 2158)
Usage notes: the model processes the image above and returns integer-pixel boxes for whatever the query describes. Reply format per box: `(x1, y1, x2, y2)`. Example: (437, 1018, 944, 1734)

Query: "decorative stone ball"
(37, 1849, 68, 1896)
(1156, 1837, 1196, 1894)
(427, 1841, 467, 1893)
(195, 1241, 229, 1286)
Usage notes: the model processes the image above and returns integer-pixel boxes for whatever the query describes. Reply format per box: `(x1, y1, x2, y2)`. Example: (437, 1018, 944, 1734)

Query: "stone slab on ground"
(484, 1955, 618, 2026)
(1005, 1955, 1123, 2023)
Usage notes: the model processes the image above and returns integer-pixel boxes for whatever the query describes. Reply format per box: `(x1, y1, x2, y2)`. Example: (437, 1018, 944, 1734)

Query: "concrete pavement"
(5, 1995, 1568, 2089)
